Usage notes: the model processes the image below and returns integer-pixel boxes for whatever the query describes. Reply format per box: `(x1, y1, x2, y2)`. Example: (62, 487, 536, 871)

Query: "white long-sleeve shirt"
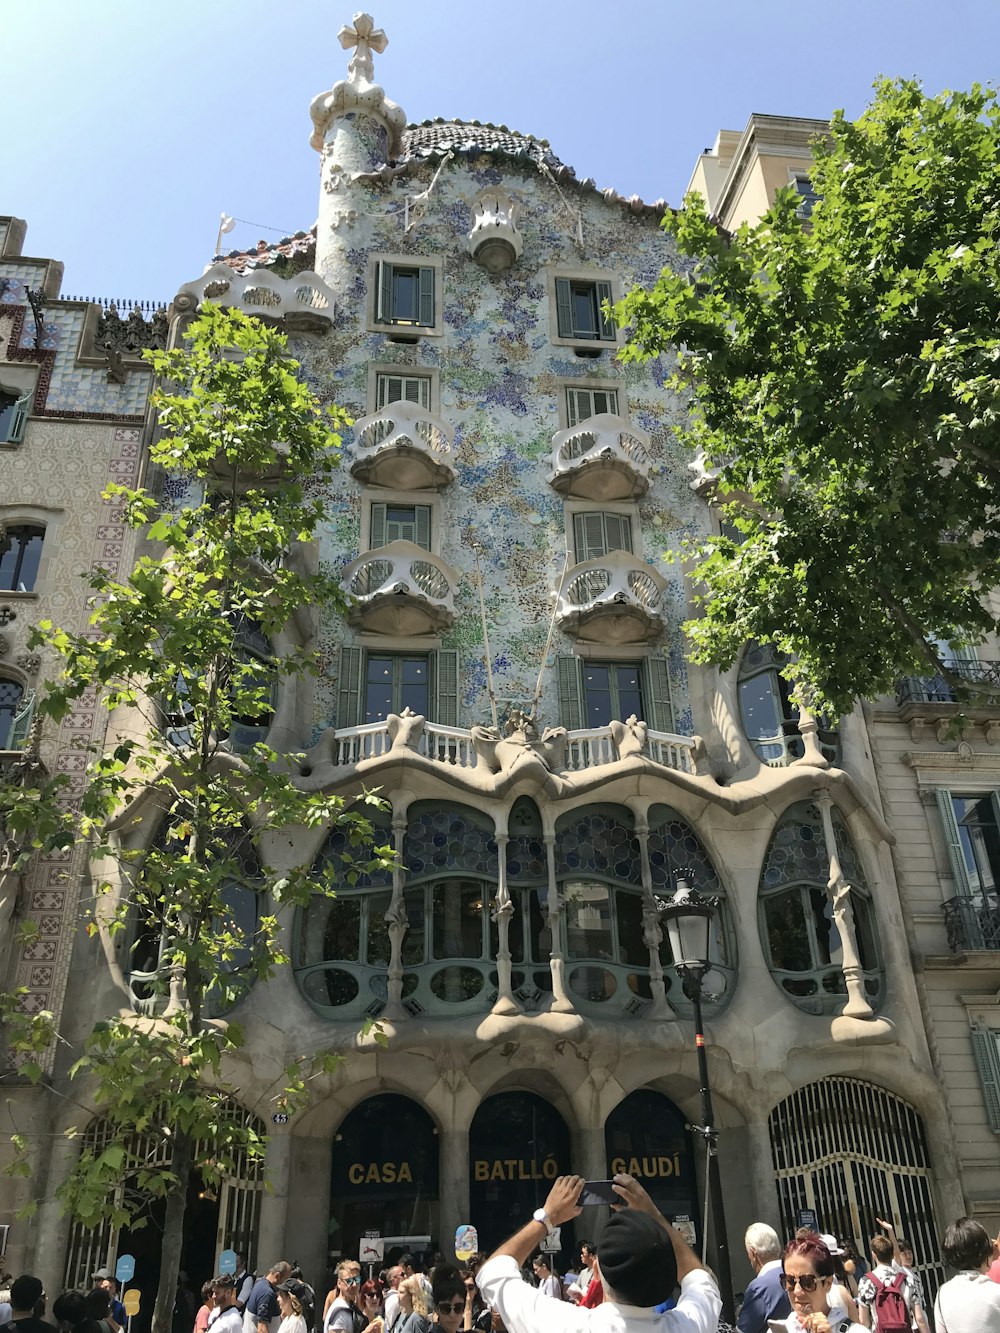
(477, 1254, 720, 1333)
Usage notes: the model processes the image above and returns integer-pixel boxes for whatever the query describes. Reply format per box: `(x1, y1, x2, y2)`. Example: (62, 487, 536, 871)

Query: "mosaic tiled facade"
(0, 30, 978, 1305)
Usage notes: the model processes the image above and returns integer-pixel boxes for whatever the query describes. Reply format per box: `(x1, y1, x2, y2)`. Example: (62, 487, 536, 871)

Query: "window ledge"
(0, 590, 39, 600)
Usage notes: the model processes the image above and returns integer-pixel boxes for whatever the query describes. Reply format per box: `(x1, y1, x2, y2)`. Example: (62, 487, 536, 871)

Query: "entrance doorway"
(769, 1078, 944, 1305)
(604, 1089, 700, 1243)
(469, 1092, 573, 1259)
(329, 1094, 439, 1266)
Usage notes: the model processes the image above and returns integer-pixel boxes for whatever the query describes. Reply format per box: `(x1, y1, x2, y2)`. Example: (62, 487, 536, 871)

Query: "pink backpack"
(869, 1271, 909, 1333)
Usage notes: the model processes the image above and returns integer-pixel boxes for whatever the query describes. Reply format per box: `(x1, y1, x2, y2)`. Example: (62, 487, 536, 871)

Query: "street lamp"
(658, 874, 735, 1325)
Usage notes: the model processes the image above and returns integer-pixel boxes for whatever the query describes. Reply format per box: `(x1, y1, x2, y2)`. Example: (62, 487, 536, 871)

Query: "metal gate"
(64, 1098, 265, 1289)
(768, 1078, 944, 1304)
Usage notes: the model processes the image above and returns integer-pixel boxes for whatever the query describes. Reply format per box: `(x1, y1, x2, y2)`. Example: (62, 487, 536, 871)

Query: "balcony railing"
(325, 718, 695, 775)
(942, 891, 1000, 951)
(341, 540, 458, 635)
(556, 550, 668, 645)
(549, 413, 652, 501)
(173, 263, 336, 329)
(348, 400, 456, 490)
(896, 658, 1000, 705)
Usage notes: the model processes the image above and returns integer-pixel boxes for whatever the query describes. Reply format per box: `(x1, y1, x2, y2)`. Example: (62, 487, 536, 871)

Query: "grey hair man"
(737, 1223, 791, 1333)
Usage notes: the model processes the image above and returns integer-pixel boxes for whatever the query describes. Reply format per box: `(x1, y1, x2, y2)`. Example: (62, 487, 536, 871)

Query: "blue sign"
(219, 1249, 238, 1276)
(115, 1254, 136, 1284)
(797, 1208, 819, 1231)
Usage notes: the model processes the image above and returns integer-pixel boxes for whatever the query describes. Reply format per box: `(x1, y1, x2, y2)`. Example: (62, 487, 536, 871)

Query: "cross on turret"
(339, 11, 388, 85)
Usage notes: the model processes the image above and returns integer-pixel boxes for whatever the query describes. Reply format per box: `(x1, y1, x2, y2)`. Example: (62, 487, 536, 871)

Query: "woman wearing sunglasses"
(430, 1269, 466, 1333)
(773, 1233, 865, 1333)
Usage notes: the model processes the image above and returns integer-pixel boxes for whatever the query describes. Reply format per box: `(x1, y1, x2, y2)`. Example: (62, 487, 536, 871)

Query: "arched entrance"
(330, 1094, 439, 1263)
(769, 1078, 944, 1301)
(605, 1090, 700, 1243)
(469, 1092, 573, 1258)
(63, 1100, 265, 1333)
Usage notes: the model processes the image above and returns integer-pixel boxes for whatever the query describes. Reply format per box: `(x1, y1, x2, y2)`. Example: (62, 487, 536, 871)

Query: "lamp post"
(658, 875, 735, 1325)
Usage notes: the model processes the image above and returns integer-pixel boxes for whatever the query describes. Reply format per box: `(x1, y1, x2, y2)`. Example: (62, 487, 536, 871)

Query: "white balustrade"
(564, 727, 618, 770)
(334, 722, 392, 765)
(549, 413, 652, 500)
(174, 263, 336, 325)
(341, 540, 458, 635)
(420, 722, 477, 768)
(645, 730, 696, 773)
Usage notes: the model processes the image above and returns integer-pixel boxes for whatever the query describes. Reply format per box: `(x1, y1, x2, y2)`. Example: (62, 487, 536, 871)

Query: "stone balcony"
(895, 658, 1000, 743)
(348, 400, 455, 491)
(549, 413, 651, 502)
(556, 550, 668, 645)
(341, 540, 458, 635)
(173, 263, 337, 332)
(307, 714, 696, 777)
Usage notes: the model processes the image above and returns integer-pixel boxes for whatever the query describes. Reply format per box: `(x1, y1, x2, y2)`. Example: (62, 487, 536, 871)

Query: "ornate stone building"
(0, 20, 975, 1315)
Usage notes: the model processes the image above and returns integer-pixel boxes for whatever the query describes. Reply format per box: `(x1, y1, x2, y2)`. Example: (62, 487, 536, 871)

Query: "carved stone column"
(792, 707, 831, 768)
(383, 809, 408, 1021)
(491, 833, 521, 1016)
(815, 790, 874, 1019)
(636, 821, 674, 1019)
(544, 833, 574, 1013)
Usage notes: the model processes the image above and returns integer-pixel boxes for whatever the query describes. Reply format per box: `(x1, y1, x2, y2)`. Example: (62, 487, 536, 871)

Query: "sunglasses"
(343, 1278, 362, 1286)
(779, 1273, 828, 1292)
(436, 1303, 465, 1315)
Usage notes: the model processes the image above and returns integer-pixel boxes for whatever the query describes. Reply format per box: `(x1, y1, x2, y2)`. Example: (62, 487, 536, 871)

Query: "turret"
(309, 12, 406, 290)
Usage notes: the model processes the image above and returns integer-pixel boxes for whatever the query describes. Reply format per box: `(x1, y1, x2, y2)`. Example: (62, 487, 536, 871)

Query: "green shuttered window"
(370, 503, 431, 551)
(556, 654, 674, 733)
(555, 278, 616, 342)
(335, 646, 458, 728)
(972, 1027, 1000, 1133)
(572, 511, 633, 561)
(376, 261, 436, 329)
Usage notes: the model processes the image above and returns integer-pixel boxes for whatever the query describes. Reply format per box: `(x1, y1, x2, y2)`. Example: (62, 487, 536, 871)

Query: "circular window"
(303, 968, 359, 1007)
(430, 966, 485, 1003)
(569, 966, 617, 1002)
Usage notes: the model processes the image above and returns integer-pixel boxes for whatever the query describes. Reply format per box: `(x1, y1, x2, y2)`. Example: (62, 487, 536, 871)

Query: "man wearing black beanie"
(476, 1172, 720, 1333)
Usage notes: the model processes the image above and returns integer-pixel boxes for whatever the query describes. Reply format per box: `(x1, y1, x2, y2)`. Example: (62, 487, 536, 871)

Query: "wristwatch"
(532, 1207, 555, 1236)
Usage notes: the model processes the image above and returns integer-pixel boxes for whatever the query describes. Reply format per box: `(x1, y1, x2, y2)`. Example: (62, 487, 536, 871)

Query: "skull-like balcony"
(549, 413, 652, 502)
(348, 401, 455, 491)
(557, 550, 668, 645)
(342, 540, 458, 636)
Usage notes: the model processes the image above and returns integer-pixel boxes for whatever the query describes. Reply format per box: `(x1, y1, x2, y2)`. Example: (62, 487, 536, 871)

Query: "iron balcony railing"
(896, 658, 1000, 705)
(942, 890, 1000, 951)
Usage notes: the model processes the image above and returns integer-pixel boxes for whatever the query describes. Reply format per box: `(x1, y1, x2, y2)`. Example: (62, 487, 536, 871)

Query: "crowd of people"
(7, 1177, 1000, 1333)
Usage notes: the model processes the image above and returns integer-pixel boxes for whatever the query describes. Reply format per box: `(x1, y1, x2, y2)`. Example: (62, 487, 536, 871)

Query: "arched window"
(164, 616, 276, 753)
(126, 823, 260, 1015)
(0, 678, 34, 752)
(0, 523, 44, 592)
(738, 642, 839, 765)
(554, 803, 735, 1014)
(759, 801, 882, 1015)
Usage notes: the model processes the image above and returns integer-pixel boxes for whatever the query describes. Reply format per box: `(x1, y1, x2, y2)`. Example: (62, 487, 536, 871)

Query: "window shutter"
(337, 645, 363, 728)
(566, 388, 583, 428)
(574, 512, 607, 562)
(555, 278, 574, 338)
(606, 513, 632, 554)
(405, 376, 422, 404)
(369, 504, 387, 550)
(972, 1027, 1000, 1132)
(7, 690, 34, 750)
(935, 788, 973, 897)
(415, 505, 431, 551)
(557, 654, 584, 731)
(376, 261, 393, 324)
(9, 391, 31, 444)
(596, 280, 616, 341)
(433, 649, 459, 726)
(418, 267, 435, 327)
(645, 656, 674, 733)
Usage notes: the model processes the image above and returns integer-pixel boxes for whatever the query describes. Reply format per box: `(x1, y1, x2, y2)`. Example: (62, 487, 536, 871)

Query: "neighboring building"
(0, 35, 969, 1316)
(0, 215, 162, 1272)
(691, 114, 1000, 1240)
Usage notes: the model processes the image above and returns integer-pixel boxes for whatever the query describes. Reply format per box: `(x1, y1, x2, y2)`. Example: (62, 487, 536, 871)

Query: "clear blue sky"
(6, 0, 999, 302)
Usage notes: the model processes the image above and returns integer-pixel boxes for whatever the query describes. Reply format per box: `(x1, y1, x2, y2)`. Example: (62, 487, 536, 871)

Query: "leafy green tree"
(5, 305, 390, 1333)
(617, 79, 1000, 717)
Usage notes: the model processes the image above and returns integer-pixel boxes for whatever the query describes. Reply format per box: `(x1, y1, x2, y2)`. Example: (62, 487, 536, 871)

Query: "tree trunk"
(152, 1128, 193, 1333)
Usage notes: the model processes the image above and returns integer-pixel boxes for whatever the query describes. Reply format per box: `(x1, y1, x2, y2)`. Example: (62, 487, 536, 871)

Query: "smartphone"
(578, 1179, 618, 1206)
